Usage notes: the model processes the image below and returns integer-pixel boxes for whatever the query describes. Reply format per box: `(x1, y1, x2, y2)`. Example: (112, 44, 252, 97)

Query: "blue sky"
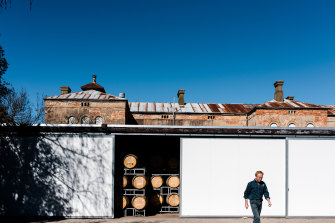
(1, 0, 335, 105)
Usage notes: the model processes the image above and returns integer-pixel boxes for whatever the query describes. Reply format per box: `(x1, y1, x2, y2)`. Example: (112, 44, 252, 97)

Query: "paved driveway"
(31, 214, 335, 223)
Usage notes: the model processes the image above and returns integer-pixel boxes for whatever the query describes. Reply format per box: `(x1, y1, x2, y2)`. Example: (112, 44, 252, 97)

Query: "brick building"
(44, 76, 335, 127)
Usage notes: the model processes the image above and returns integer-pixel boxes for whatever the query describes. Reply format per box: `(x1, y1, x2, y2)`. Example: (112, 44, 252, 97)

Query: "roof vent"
(274, 80, 284, 102)
(119, 93, 125, 98)
(286, 96, 294, 100)
(60, 86, 71, 95)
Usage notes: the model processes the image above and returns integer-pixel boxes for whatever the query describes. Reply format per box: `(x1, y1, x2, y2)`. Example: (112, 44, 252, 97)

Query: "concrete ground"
(31, 214, 335, 223)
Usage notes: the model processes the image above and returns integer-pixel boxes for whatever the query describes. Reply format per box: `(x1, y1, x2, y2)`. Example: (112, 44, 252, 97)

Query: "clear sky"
(1, 0, 335, 105)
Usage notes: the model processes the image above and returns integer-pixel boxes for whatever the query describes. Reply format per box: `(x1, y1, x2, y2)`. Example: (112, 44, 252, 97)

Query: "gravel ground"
(27, 214, 335, 223)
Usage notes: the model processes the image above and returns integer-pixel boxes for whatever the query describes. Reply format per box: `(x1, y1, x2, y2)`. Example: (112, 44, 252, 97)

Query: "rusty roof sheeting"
(258, 99, 325, 109)
(327, 106, 335, 115)
(44, 90, 125, 100)
(129, 102, 256, 114)
(129, 99, 332, 114)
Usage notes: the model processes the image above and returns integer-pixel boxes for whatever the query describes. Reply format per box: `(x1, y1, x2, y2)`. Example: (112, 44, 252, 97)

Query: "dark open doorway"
(114, 135, 180, 217)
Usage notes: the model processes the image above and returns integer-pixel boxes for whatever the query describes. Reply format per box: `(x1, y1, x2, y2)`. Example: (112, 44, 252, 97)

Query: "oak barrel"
(123, 176, 128, 188)
(166, 175, 180, 188)
(166, 193, 180, 207)
(151, 175, 163, 188)
(123, 154, 138, 169)
(122, 196, 129, 209)
(150, 193, 164, 206)
(131, 196, 147, 210)
(132, 175, 147, 189)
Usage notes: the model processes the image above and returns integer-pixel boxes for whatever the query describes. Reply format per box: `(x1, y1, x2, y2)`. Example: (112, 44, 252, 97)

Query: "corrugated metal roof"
(129, 102, 256, 114)
(258, 99, 325, 109)
(129, 99, 331, 114)
(327, 106, 335, 115)
(44, 90, 125, 100)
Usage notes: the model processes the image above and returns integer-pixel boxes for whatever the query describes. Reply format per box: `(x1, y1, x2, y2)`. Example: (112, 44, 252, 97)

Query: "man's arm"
(266, 198, 272, 207)
(244, 182, 251, 209)
(264, 184, 272, 207)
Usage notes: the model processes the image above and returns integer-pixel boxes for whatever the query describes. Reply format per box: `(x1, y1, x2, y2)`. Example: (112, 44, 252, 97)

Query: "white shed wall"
(180, 138, 286, 217)
(288, 139, 335, 216)
(40, 134, 115, 217)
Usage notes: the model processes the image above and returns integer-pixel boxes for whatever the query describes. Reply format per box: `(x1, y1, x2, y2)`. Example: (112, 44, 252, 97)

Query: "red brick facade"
(44, 78, 335, 127)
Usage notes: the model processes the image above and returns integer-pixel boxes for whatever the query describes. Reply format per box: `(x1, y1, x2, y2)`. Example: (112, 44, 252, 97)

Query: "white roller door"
(288, 139, 335, 216)
(180, 138, 286, 217)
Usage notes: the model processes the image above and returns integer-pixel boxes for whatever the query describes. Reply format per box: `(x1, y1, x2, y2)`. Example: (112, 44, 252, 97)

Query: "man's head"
(255, 170, 264, 182)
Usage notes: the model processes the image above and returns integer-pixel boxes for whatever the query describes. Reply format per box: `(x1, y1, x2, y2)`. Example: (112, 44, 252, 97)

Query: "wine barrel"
(123, 176, 128, 188)
(166, 193, 180, 207)
(122, 196, 129, 209)
(131, 196, 147, 210)
(123, 154, 138, 169)
(151, 175, 163, 188)
(166, 175, 180, 188)
(132, 175, 147, 189)
(150, 193, 164, 206)
(168, 157, 179, 169)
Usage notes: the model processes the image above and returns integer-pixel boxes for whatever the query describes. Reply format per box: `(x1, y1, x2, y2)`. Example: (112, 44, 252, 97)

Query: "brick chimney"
(93, 74, 96, 83)
(60, 86, 71, 95)
(274, 80, 284, 102)
(177, 89, 185, 105)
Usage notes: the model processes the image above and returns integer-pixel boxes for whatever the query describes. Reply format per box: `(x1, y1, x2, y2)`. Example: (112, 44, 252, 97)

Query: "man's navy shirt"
(244, 179, 270, 201)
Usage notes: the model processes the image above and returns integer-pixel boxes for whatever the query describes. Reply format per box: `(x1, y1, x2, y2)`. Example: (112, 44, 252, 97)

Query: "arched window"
(270, 122, 278, 127)
(68, 116, 76, 124)
(95, 116, 103, 125)
(306, 123, 314, 127)
(288, 123, 296, 127)
(81, 116, 89, 124)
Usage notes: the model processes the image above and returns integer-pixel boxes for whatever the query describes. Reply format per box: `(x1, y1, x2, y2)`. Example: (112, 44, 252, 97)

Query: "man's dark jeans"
(250, 200, 262, 223)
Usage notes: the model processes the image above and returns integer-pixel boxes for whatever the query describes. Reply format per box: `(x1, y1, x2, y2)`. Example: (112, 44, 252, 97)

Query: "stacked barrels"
(123, 154, 147, 214)
(122, 154, 180, 215)
(150, 174, 180, 210)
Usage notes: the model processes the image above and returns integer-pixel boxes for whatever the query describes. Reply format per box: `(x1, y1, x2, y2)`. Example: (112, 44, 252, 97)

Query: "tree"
(2, 88, 45, 125)
(0, 46, 9, 123)
(0, 0, 33, 10)
(0, 46, 44, 125)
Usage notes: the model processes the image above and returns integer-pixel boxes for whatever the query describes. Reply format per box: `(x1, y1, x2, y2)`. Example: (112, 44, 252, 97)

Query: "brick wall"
(327, 116, 335, 127)
(131, 113, 247, 126)
(45, 100, 127, 124)
(248, 109, 328, 127)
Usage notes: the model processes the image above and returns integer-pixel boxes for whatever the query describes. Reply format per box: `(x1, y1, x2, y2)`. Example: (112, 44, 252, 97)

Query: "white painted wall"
(181, 138, 286, 217)
(288, 139, 335, 216)
(40, 134, 115, 217)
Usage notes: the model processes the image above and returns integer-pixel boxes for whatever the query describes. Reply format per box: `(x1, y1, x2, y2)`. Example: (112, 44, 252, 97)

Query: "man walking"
(244, 171, 272, 223)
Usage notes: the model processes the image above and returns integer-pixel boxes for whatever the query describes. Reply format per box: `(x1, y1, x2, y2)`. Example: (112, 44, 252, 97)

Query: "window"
(68, 116, 76, 124)
(306, 123, 314, 127)
(288, 110, 296, 115)
(81, 116, 89, 124)
(95, 116, 103, 125)
(161, 115, 169, 119)
(208, 115, 215, 120)
(270, 122, 278, 127)
(81, 102, 90, 107)
(288, 123, 296, 127)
